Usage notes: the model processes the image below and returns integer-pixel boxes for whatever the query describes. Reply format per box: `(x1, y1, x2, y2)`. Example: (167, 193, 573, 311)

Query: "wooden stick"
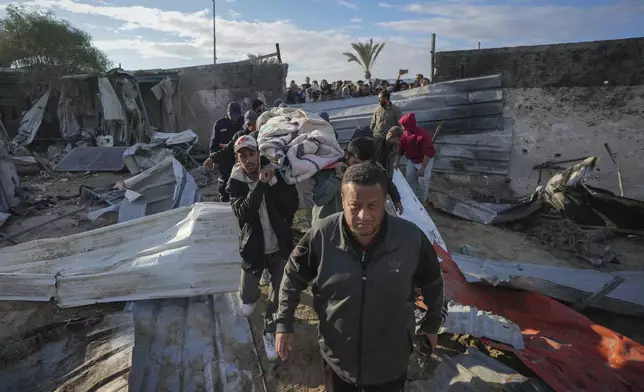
(572, 276, 625, 312)
(432, 120, 444, 143)
(603, 143, 624, 197)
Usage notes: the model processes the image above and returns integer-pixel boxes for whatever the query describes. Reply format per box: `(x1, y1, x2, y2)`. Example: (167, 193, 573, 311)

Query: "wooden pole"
(276, 43, 282, 64)
(430, 33, 436, 82)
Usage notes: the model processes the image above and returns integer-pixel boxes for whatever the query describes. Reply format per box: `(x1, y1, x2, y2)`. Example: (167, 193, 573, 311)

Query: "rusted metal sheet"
(129, 294, 266, 392)
(298, 74, 509, 176)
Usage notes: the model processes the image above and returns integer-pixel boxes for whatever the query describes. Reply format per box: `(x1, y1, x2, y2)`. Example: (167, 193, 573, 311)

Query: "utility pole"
(430, 33, 436, 82)
(212, 0, 217, 64)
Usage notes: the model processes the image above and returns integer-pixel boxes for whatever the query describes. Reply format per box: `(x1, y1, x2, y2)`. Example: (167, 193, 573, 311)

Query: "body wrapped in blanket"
(256, 107, 344, 186)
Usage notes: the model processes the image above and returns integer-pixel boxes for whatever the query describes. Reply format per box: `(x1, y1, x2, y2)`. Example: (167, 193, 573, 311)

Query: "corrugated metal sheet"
(0, 203, 241, 308)
(129, 294, 266, 392)
(54, 146, 128, 172)
(452, 253, 644, 317)
(297, 74, 509, 175)
(0, 312, 134, 392)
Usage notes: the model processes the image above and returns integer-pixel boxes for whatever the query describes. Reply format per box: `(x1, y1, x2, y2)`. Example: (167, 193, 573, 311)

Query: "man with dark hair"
(275, 162, 445, 392)
(311, 137, 402, 223)
(207, 102, 243, 202)
(252, 99, 265, 115)
(227, 134, 298, 362)
(370, 90, 402, 138)
(204, 110, 258, 177)
(351, 125, 373, 140)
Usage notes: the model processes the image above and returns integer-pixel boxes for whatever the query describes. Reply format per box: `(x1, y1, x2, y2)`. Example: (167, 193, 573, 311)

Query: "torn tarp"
(9, 89, 51, 152)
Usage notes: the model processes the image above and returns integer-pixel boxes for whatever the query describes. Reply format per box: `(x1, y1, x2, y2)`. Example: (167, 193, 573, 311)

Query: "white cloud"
(13, 0, 429, 83)
(380, 1, 643, 46)
(229, 9, 241, 19)
(378, 2, 393, 8)
(337, 0, 358, 10)
(349, 18, 362, 23)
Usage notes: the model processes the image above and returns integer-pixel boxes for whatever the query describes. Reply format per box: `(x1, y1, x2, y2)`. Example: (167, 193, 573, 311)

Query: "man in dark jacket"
(204, 110, 258, 171)
(275, 162, 445, 391)
(252, 99, 265, 116)
(312, 137, 402, 223)
(227, 134, 298, 362)
(208, 101, 243, 202)
(374, 125, 403, 177)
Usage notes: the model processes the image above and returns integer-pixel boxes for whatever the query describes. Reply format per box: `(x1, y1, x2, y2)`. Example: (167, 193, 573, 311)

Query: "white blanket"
(257, 107, 343, 184)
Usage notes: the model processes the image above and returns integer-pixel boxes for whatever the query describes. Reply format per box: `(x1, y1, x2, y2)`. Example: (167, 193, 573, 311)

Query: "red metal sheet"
(420, 244, 644, 392)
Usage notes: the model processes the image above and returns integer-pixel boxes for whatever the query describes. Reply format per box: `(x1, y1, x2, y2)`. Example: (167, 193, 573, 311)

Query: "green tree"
(342, 39, 385, 80)
(0, 5, 111, 75)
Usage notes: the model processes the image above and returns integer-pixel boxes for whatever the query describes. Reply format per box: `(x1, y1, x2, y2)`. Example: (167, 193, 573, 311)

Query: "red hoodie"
(398, 112, 435, 164)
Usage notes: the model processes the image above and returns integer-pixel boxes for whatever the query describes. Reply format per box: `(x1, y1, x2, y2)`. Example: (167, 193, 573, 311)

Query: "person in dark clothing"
(252, 99, 265, 115)
(374, 125, 403, 177)
(206, 102, 243, 202)
(205, 110, 259, 171)
(276, 162, 445, 391)
(311, 137, 402, 223)
(351, 125, 374, 140)
(227, 134, 298, 362)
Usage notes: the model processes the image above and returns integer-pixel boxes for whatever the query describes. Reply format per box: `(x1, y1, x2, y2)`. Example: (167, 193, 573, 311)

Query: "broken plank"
(572, 276, 626, 312)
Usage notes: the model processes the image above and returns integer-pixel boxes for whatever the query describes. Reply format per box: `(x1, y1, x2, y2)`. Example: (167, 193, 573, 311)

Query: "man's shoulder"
(388, 214, 424, 237)
(310, 212, 341, 232)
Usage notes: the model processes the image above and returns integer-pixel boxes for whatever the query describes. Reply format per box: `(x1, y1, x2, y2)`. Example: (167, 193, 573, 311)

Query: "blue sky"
(1, 0, 643, 82)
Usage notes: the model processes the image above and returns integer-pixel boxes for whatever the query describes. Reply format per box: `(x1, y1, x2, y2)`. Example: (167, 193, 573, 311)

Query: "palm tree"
(342, 39, 385, 80)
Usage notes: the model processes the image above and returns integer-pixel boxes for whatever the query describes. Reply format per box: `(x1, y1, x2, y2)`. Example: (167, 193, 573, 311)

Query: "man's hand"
(219, 143, 227, 148)
(203, 157, 217, 171)
(335, 162, 348, 179)
(394, 201, 404, 215)
(276, 332, 295, 361)
(259, 168, 276, 183)
(417, 168, 426, 178)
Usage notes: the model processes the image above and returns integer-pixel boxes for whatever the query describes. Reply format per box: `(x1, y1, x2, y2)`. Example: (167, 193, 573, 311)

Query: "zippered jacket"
(276, 212, 445, 385)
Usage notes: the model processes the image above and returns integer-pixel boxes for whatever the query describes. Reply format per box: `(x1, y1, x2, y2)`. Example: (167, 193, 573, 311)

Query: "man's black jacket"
(209, 116, 243, 154)
(209, 127, 259, 163)
(226, 158, 298, 276)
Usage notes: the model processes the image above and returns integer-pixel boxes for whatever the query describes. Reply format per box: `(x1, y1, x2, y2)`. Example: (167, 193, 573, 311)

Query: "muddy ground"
(2, 170, 643, 391)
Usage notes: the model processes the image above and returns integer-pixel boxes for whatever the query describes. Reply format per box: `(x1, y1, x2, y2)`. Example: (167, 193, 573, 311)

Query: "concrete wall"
(506, 85, 644, 200)
(174, 61, 288, 147)
(434, 38, 644, 88)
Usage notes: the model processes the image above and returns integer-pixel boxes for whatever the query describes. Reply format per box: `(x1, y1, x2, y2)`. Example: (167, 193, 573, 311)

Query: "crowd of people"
(204, 91, 444, 392)
(286, 71, 432, 104)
